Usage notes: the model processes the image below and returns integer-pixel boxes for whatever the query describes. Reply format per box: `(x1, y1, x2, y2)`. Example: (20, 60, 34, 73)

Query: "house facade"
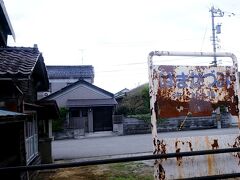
(42, 79, 117, 136)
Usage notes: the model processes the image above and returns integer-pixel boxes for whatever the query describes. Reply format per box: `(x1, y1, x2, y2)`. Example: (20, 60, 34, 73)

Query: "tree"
(115, 84, 150, 115)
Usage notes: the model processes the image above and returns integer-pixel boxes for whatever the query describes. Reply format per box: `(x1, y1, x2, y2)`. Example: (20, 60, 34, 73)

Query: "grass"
(35, 161, 154, 180)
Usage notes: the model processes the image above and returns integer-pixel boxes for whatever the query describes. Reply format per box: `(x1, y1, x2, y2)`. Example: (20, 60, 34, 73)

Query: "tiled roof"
(0, 46, 49, 91)
(46, 65, 94, 79)
(67, 99, 117, 107)
(0, 46, 40, 78)
(114, 88, 130, 99)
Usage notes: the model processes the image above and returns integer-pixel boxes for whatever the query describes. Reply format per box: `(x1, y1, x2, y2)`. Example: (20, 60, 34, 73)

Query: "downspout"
(12, 80, 24, 113)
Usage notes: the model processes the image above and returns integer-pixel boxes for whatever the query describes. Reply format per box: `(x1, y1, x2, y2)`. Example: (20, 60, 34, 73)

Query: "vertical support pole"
(148, 52, 166, 180)
(48, 119, 53, 138)
(211, 6, 217, 66)
(231, 54, 240, 132)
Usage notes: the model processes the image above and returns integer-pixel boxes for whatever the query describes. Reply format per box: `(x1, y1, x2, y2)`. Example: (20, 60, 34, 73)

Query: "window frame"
(24, 111, 38, 164)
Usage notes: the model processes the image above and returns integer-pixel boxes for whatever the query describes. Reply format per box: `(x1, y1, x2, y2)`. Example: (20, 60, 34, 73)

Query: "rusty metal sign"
(148, 51, 240, 179)
(153, 65, 238, 118)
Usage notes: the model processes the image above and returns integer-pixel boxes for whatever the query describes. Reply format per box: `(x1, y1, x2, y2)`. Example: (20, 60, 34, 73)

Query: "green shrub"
(52, 107, 68, 132)
(128, 113, 151, 123)
(115, 105, 129, 116)
(115, 84, 150, 116)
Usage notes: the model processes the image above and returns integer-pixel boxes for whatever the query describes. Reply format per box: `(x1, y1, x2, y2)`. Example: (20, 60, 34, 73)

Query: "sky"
(3, 0, 240, 93)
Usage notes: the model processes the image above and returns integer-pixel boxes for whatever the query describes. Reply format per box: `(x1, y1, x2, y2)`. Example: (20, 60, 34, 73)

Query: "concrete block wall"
(118, 113, 232, 135)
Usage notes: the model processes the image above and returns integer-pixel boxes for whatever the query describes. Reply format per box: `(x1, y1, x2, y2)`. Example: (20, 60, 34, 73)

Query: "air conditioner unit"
(43, 92, 50, 97)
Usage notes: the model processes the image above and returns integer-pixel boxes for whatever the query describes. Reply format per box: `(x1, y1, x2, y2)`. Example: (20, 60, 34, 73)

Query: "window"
(25, 113, 38, 164)
(70, 109, 80, 117)
(82, 109, 88, 117)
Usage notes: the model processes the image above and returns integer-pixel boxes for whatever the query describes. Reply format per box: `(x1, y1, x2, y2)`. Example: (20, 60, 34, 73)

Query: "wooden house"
(0, 1, 59, 179)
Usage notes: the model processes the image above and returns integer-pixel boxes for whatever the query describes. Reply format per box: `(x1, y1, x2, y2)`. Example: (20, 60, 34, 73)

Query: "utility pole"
(210, 6, 224, 66)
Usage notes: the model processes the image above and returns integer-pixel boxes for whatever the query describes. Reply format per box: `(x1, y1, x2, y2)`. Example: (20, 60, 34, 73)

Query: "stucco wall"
(50, 78, 93, 93)
(50, 84, 112, 107)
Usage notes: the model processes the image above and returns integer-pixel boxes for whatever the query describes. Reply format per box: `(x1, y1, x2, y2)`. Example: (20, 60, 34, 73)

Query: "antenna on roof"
(33, 44, 38, 49)
(80, 49, 84, 65)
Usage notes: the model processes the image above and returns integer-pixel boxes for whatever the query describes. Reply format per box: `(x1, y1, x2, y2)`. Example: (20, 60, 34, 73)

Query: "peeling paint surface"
(148, 51, 240, 179)
(155, 134, 240, 179)
(152, 65, 238, 118)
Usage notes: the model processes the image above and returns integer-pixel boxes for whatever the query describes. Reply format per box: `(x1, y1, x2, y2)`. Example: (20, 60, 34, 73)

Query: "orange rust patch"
(211, 139, 219, 150)
(205, 137, 216, 175)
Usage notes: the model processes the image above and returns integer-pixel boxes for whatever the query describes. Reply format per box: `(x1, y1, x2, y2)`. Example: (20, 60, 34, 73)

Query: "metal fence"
(1, 147, 240, 179)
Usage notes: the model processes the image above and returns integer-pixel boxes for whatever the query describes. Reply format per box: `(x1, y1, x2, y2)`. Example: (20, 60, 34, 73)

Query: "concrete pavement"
(53, 133, 153, 160)
(52, 128, 239, 161)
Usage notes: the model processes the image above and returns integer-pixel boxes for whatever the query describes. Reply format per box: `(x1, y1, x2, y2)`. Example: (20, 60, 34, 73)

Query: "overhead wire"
(200, 22, 209, 51)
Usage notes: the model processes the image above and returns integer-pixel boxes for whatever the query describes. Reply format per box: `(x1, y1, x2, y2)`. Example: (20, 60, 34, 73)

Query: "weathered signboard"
(152, 65, 238, 118)
(148, 51, 240, 179)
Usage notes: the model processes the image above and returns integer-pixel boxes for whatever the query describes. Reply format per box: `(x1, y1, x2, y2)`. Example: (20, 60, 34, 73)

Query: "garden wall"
(113, 113, 232, 135)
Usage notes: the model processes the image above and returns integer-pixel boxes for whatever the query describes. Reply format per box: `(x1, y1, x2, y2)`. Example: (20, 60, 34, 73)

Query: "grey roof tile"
(0, 46, 40, 78)
(46, 65, 94, 79)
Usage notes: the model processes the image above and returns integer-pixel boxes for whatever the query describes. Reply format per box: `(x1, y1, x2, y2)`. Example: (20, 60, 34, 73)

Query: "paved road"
(52, 128, 239, 161)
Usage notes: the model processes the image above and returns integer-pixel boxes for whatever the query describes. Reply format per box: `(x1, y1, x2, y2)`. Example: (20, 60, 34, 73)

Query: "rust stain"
(205, 137, 215, 175)
(153, 137, 166, 180)
(211, 139, 219, 150)
(159, 140, 167, 159)
(154, 160, 165, 180)
(153, 139, 167, 159)
(228, 136, 240, 165)
(207, 154, 214, 175)
(153, 138, 156, 148)
(186, 141, 193, 151)
(158, 163, 165, 180)
(151, 123, 153, 128)
(175, 140, 184, 166)
(176, 148, 182, 166)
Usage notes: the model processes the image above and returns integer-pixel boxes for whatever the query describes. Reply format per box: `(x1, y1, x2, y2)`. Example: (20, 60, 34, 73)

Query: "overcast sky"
(4, 0, 240, 93)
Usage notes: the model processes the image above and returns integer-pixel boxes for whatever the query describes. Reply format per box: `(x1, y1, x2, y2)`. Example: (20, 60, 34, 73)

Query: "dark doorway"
(0, 122, 24, 180)
(93, 107, 113, 131)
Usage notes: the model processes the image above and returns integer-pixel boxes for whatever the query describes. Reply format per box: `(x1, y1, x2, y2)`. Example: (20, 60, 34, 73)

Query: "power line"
(95, 57, 199, 68)
(96, 67, 148, 73)
(223, 11, 240, 17)
(111, 62, 146, 66)
(200, 22, 208, 51)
